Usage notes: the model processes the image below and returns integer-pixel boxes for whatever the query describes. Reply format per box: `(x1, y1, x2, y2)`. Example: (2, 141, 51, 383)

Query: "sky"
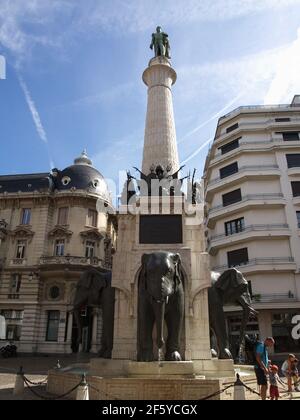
(1, 0, 300, 192)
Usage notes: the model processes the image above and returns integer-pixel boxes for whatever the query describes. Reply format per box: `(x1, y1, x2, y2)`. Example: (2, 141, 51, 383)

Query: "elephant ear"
(171, 253, 182, 289)
(215, 269, 236, 292)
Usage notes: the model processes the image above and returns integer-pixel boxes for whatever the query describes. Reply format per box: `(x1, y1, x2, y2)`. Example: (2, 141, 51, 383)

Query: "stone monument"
(47, 28, 254, 400)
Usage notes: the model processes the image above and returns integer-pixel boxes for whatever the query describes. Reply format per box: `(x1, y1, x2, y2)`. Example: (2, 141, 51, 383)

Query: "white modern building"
(204, 95, 300, 356)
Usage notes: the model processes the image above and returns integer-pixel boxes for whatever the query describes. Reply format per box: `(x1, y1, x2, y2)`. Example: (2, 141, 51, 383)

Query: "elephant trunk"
(154, 301, 166, 355)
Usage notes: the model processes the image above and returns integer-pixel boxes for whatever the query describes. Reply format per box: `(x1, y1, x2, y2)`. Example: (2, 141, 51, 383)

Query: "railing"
(208, 165, 279, 187)
(10, 258, 27, 266)
(220, 105, 299, 121)
(252, 292, 297, 303)
(208, 193, 284, 215)
(213, 257, 295, 272)
(209, 224, 289, 242)
(40, 255, 103, 266)
(0, 219, 7, 230)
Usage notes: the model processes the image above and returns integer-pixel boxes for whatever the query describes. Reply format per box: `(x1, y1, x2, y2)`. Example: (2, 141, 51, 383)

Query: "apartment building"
(0, 151, 116, 354)
(204, 95, 300, 356)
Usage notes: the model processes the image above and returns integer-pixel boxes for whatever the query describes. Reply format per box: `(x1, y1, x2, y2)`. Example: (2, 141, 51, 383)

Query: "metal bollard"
(234, 374, 246, 400)
(76, 374, 89, 400)
(13, 366, 25, 397)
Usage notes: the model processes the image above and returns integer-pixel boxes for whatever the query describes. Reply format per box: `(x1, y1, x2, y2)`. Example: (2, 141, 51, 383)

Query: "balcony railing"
(40, 255, 103, 267)
(208, 194, 284, 215)
(209, 224, 289, 242)
(252, 293, 297, 303)
(10, 258, 27, 266)
(213, 257, 295, 272)
(220, 105, 300, 121)
(208, 165, 279, 187)
(0, 219, 8, 230)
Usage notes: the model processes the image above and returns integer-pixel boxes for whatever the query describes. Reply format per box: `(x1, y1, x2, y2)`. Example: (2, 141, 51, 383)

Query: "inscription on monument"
(139, 215, 183, 244)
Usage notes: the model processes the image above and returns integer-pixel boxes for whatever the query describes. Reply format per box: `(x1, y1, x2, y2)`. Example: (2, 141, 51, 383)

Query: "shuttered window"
(222, 189, 242, 207)
(227, 248, 249, 268)
(286, 154, 300, 168)
(291, 182, 300, 197)
(226, 123, 239, 134)
(220, 162, 238, 179)
(219, 138, 240, 155)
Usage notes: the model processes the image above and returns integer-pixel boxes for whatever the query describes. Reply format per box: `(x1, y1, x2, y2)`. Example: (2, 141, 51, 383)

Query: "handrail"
(208, 165, 279, 186)
(213, 257, 295, 271)
(209, 224, 289, 242)
(208, 194, 284, 214)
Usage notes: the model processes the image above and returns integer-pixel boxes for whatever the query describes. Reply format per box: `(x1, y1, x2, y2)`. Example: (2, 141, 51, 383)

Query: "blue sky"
(1, 0, 300, 189)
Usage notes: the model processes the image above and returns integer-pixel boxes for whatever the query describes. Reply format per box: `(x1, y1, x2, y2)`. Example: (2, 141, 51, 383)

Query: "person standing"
(269, 365, 286, 400)
(254, 337, 275, 400)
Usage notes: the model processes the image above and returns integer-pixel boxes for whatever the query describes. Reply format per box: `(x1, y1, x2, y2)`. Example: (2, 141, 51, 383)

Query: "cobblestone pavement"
(0, 356, 299, 400)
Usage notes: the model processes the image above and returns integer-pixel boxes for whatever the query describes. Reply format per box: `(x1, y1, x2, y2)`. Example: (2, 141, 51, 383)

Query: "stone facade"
(204, 96, 300, 355)
(0, 152, 116, 354)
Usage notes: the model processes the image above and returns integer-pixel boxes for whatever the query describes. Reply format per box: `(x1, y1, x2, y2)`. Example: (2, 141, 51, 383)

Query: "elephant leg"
(165, 291, 184, 361)
(137, 292, 155, 362)
(99, 288, 115, 359)
(208, 290, 232, 360)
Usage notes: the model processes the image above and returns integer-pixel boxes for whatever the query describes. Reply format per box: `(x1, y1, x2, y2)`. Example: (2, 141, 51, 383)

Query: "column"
(91, 309, 99, 354)
(66, 311, 73, 354)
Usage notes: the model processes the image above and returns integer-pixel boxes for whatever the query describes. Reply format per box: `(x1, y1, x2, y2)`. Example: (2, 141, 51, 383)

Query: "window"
(281, 132, 300, 141)
(222, 189, 242, 207)
(291, 181, 300, 197)
(6, 325, 22, 341)
(85, 241, 95, 258)
(275, 118, 291, 123)
(57, 207, 69, 225)
(54, 239, 65, 256)
(46, 311, 60, 342)
(87, 209, 98, 227)
(297, 212, 300, 228)
(21, 209, 31, 225)
(16, 240, 26, 259)
(286, 154, 300, 168)
(9, 274, 22, 299)
(226, 123, 239, 134)
(219, 138, 240, 155)
(220, 162, 238, 179)
(50, 286, 60, 300)
(227, 248, 249, 268)
(225, 217, 245, 236)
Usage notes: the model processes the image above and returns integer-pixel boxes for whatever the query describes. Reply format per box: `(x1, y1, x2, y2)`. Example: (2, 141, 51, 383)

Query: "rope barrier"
(198, 384, 235, 401)
(22, 375, 82, 401)
(23, 376, 48, 386)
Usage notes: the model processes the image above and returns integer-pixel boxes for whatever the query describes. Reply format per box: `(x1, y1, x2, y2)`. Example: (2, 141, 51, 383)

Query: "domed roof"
(54, 151, 111, 203)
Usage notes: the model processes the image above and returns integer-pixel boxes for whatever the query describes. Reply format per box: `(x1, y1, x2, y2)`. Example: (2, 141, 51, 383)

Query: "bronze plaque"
(139, 215, 183, 244)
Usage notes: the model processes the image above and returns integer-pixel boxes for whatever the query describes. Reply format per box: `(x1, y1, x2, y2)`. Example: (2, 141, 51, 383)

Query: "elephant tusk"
(166, 296, 169, 305)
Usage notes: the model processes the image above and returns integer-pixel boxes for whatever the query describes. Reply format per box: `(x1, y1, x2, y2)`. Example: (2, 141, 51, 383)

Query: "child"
(282, 354, 300, 392)
(269, 365, 285, 400)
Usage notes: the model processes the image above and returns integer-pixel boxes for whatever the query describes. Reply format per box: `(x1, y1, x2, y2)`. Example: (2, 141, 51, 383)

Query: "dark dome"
(54, 151, 111, 203)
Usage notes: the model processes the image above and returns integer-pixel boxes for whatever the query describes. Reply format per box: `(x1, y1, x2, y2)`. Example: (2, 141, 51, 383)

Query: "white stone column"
(142, 56, 179, 174)
(91, 309, 99, 354)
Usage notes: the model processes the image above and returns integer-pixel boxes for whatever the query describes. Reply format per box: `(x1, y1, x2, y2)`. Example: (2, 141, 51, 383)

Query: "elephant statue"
(137, 251, 184, 362)
(208, 268, 257, 360)
(73, 266, 115, 358)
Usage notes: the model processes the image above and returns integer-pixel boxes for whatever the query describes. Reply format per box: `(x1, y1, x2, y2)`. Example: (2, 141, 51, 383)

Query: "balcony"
(10, 258, 27, 267)
(39, 255, 103, 267)
(207, 194, 285, 228)
(213, 257, 296, 274)
(206, 165, 280, 201)
(208, 224, 291, 255)
(252, 292, 297, 304)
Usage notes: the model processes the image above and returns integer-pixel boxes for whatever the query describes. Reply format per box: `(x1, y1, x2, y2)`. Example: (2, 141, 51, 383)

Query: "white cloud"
(70, 82, 135, 107)
(264, 27, 300, 104)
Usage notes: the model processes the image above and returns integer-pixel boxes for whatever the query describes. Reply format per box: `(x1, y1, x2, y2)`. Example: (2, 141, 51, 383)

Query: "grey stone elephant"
(208, 268, 257, 360)
(137, 251, 184, 362)
(73, 267, 115, 358)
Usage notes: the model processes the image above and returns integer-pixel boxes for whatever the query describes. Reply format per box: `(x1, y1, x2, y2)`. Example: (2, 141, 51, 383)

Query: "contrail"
(178, 91, 244, 144)
(182, 137, 213, 165)
(18, 74, 54, 169)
